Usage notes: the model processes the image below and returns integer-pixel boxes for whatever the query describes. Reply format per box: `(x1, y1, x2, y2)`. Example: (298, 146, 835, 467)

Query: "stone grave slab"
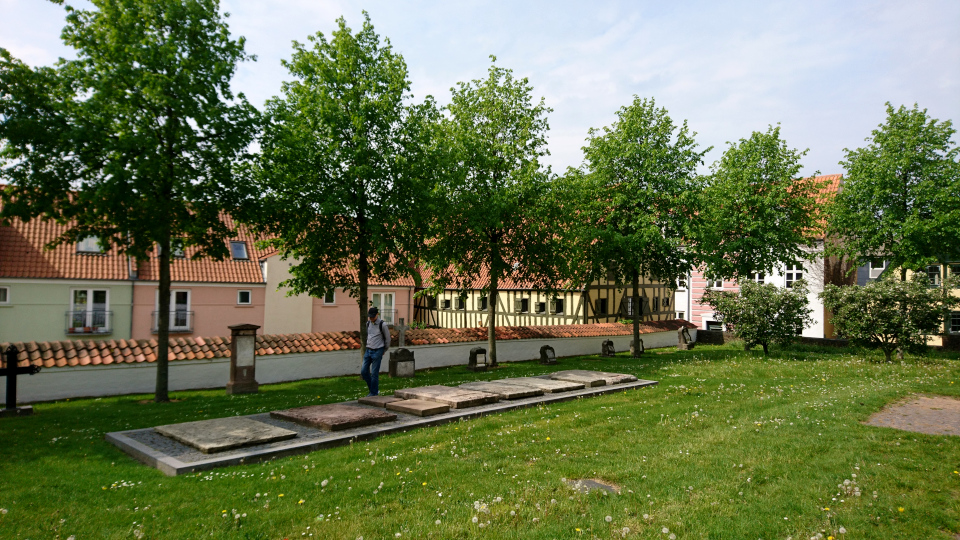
(552, 370, 637, 386)
(549, 371, 607, 387)
(386, 398, 450, 417)
(459, 381, 544, 400)
(394, 385, 499, 409)
(271, 404, 397, 431)
(154, 417, 297, 454)
(496, 377, 585, 393)
(358, 395, 403, 408)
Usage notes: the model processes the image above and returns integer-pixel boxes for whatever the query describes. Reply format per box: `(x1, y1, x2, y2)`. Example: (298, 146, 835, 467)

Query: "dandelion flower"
(472, 517, 479, 524)
(422, 482, 427, 486)
(435, 520, 441, 525)
(662, 527, 670, 534)
(669, 535, 676, 540)
(898, 507, 904, 512)
(321, 480, 328, 487)
(605, 516, 612, 522)
(278, 494, 284, 498)
(298, 499, 305, 505)
(838, 527, 846, 534)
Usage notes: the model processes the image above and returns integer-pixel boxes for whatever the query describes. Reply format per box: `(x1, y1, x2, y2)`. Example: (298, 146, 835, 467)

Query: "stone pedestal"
(226, 324, 260, 395)
(601, 340, 616, 357)
(389, 348, 416, 378)
(630, 339, 644, 355)
(539, 345, 557, 365)
(677, 327, 695, 351)
(468, 347, 488, 372)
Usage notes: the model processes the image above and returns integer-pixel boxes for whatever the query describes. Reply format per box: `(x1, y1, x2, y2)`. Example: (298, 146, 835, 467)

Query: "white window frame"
(747, 273, 765, 284)
(76, 236, 103, 254)
(155, 289, 192, 331)
(951, 312, 960, 334)
(785, 263, 803, 288)
(323, 289, 336, 305)
(69, 288, 110, 329)
(869, 260, 886, 279)
(230, 241, 249, 260)
(0, 286, 8, 304)
(926, 265, 941, 287)
(237, 290, 252, 305)
(677, 311, 685, 320)
(709, 278, 723, 289)
(371, 292, 395, 324)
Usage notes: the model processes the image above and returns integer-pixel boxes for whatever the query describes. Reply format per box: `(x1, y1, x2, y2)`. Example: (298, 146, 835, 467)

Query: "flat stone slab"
(496, 377, 585, 393)
(358, 395, 403, 408)
(459, 381, 544, 400)
(271, 404, 397, 431)
(549, 370, 607, 387)
(154, 417, 297, 454)
(394, 385, 500, 409)
(386, 399, 450, 417)
(864, 394, 960, 437)
(551, 370, 637, 386)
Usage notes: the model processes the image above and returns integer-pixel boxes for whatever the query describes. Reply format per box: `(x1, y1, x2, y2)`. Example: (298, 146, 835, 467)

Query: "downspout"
(128, 254, 136, 339)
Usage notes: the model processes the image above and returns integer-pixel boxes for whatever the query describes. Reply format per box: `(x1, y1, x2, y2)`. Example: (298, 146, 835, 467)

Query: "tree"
(702, 280, 813, 355)
(828, 103, 960, 279)
(0, 0, 259, 402)
(253, 14, 437, 353)
(422, 58, 568, 366)
(579, 97, 707, 357)
(820, 275, 958, 362)
(694, 125, 825, 282)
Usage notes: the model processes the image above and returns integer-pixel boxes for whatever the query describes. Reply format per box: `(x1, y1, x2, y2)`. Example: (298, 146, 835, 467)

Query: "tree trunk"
(358, 209, 369, 358)
(761, 342, 769, 356)
(488, 239, 500, 367)
(883, 348, 893, 362)
(155, 228, 171, 403)
(631, 268, 641, 358)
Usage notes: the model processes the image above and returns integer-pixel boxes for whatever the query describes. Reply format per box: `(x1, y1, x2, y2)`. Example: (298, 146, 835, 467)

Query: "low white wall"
(4, 329, 689, 404)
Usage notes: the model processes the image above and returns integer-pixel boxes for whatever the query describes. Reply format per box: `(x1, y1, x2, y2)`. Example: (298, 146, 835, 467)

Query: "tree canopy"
(0, 0, 259, 402)
(827, 102, 960, 275)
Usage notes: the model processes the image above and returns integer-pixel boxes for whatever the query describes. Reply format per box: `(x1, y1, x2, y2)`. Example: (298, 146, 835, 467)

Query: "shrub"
(703, 280, 813, 355)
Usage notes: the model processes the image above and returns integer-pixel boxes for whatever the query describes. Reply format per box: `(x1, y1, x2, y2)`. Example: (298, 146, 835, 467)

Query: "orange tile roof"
(1, 320, 694, 368)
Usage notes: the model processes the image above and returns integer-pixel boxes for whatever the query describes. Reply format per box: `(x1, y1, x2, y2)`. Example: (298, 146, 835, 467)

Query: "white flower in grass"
(605, 516, 612, 522)
(472, 516, 478, 524)
(839, 527, 847, 534)
(669, 535, 676, 540)
(662, 527, 670, 534)
(395, 533, 401, 538)
(510, 510, 516, 516)
(320, 479, 328, 487)
(435, 520, 441, 525)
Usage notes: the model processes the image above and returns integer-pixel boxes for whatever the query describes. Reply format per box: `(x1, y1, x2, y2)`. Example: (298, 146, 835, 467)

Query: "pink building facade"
(131, 282, 266, 340)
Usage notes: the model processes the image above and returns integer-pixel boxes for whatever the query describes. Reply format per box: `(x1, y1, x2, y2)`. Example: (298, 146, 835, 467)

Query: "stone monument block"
(468, 347, 488, 372)
(389, 348, 416, 378)
(677, 327, 695, 351)
(226, 323, 261, 395)
(154, 417, 297, 453)
(539, 345, 557, 365)
(271, 404, 397, 431)
(601, 340, 616, 357)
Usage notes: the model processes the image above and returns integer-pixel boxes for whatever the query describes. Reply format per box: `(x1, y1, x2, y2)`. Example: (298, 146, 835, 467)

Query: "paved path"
(863, 394, 960, 437)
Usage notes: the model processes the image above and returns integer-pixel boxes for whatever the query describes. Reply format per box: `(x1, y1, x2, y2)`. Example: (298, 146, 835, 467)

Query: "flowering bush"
(703, 280, 813, 355)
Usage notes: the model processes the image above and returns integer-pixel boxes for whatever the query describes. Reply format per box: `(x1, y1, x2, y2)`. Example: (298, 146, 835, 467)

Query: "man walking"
(361, 307, 391, 396)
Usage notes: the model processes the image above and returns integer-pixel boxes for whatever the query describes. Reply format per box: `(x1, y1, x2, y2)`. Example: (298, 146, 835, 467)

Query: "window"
(455, 298, 466, 310)
(260, 261, 268, 280)
(323, 289, 335, 304)
(371, 292, 394, 323)
(950, 264, 960, 277)
(172, 239, 185, 259)
(869, 260, 886, 279)
(514, 298, 530, 313)
(237, 290, 252, 305)
(69, 289, 109, 332)
(785, 263, 803, 288)
(926, 265, 941, 287)
(597, 298, 608, 315)
(550, 299, 564, 314)
(951, 312, 960, 334)
(677, 311, 685, 320)
(653, 297, 660, 311)
(709, 278, 723, 289)
(706, 321, 723, 331)
(440, 299, 452, 310)
(677, 277, 687, 291)
(170, 290, 191, 330)
(230, 241, 248, 260)
(535, 301, 547, 314)
(76, 236, 103, 253)
(0, 286, 8, 304)
(623, 297, 642, 317)
(662, 296, 671, 309)
(747, 273, 765, 284)
(478, 296, 488, 311)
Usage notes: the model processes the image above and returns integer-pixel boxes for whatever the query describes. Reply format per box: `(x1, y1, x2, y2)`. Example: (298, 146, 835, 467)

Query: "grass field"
(1, 342, 958, 539)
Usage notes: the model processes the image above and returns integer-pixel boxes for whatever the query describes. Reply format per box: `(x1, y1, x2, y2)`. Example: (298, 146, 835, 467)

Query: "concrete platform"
(495, 377, 585, 393)
(106, 376, 658, 476)
(386, 398, 450, 417)
(459, 381, 544, 400)
(154, 417, 298, 454)
(358, 395, 403, 408)
(394, 385, 500, 409)
(270, 404, 397, 431)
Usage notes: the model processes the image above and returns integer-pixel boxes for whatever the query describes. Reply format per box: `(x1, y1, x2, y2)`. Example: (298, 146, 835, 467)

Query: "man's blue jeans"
(361, 347, 386, 396)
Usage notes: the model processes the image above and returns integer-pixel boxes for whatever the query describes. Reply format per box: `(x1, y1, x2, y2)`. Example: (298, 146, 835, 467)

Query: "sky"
(2, 0, 958, 177)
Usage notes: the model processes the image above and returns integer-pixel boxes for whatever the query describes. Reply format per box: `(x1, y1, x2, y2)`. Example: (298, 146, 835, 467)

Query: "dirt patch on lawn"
(864, 394, 960, 437)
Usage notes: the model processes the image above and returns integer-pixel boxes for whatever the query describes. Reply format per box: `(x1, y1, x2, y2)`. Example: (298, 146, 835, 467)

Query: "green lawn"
(1, 343, 959, 539)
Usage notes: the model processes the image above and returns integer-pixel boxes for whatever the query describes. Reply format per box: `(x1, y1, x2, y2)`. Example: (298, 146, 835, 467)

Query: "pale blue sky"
(3, 0, 958, 176)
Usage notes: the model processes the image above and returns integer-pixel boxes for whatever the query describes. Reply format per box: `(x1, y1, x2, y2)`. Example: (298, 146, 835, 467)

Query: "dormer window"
(172, 240, 185, 259)
(77, 236, 103, 253)
(230, 241, 248, 260)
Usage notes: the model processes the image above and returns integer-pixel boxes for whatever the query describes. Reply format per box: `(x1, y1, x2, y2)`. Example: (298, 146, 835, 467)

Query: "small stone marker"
(539, 345, 557, 365)
(495, 377, 585, 393)
(549, 370, 607, 387)
(677, 327, 695, 350)
(386, 398, 450, 417)
(394, 385, 499, 409)
(358, 395, 403, 408)
(564, 478, 621, 495)
(154, 417, 297, 453)
(468, 347, 488, 372)
(226, 323, 260, 394)
(271, 404, 397, 431)
(1, 344, 42, 417)
(389, 348, 416, 378)
(459, 381, 544, 400)
(601, 340, 616, 357)
(630, 338, 644, 355)
(395, 318, 410, 348)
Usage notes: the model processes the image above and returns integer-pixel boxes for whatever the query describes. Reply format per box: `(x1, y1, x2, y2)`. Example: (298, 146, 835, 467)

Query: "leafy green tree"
(695, 125, 824, 281)
(0, 0, 259, 402)
(423, 58, 569, 366)
(821, 275, 958, 362)
(703, 280, 813, 355)
(828, 103, 960, 279)
(579, 97, 707, 357)
(254, 14, 438, 352)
